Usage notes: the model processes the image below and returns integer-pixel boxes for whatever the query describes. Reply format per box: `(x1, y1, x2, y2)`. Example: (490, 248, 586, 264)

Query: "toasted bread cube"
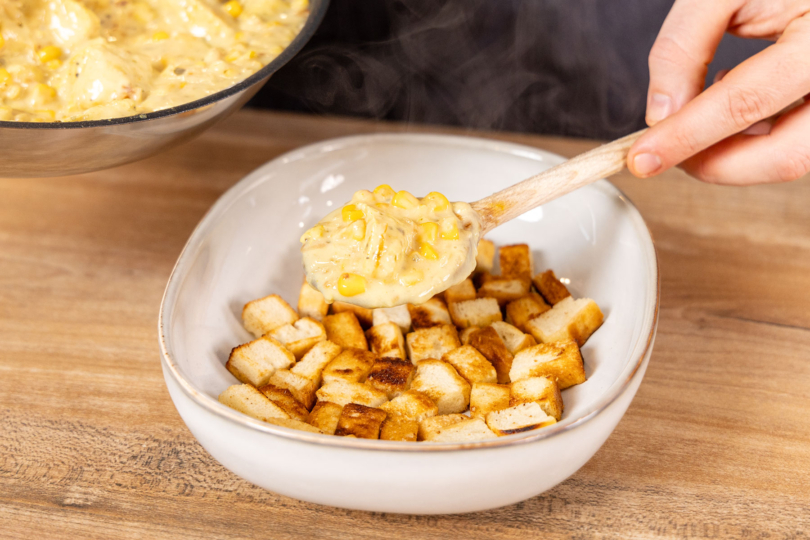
(459, 326, 478, 345)
(267, 317, 326, 360)
(510, 376, 564, 420)
(475, 239, 495, 274)
(469, 382, 511, 420)
(331, 301, 374, 329)
(257, 383, 310, 421)
(307, 401, 343, 435)
(448, 298, 503, 329)
(315, 380, 389, 408)
(509, 339, 586, 389)
(499, 244, 533, 281)
(372, 305, 411, 334)
(429, 418, 498, 442)
(334, 403, 387, 439)
(405, 324, 461, 363)
(444, 278, 477, 304)
(408, 297, 453, 329)
(418, 414, 467, 441)
(218, 384, 289, 422)
(290, 340, 342, 386)
(265, 417, 325, 433)
(469, 326, 514, 384)
(298, 282, 329, 321)
(478, 278, 531, 307)
(323, 311, 368, 350)
(366, 322, 405, 359)
(442, 345, 497, 385)
(321, 348, 377, 384)
(242, 294, 299, 338)
(486, 402, 556, 436)
(379, 390, 438, 422)
(505, 293, 551, 332)
(226, 336, 294, 387)
(475, 271, 497, 288)
(525, 296, 604, 346)
(532, 270, 572, 305)
(491, 321, 537, 355)
(380, 417, 419, 442)
(410, 359, 471, 415)
(267, 369, 318, 410)
(366, 358, 415, 398)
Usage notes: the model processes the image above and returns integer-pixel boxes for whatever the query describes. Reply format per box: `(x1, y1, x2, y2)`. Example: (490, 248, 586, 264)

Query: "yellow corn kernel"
(373, 184, 396, 199)
(338, 273, 366, 297)
(351, 219, 366, 241)
(392, 190, 419, 209)
(46, 59, 61, 70)
(248, 50, 257, 59)
(223, 0, 243, 17)
(34, 84, 57, 102)
(0, 68, 10, 85)
(399, 269, 423, 286)
(225, 51, 240, 62)
(439, 219, 459, 240)
(235, 32, 245, 41)
(153, 31, 170, 41)
(342, 204, 363, 222)
(417, 222, 438, 243)
(34, 110, 56, 121)
(37, 46, 63, 63)
(424, 191, 449, 211)
(418, 242, 438, 260)
(300, 224, 323, 243)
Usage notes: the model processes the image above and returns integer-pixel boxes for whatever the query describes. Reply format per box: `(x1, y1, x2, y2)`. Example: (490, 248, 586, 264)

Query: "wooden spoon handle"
(471, 128, 647, 234)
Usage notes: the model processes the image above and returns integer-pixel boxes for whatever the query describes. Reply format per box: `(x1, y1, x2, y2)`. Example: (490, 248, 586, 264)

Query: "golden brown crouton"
(477, 278, 531, 307)
(490, 321, 537, 355)
(218, 384, 289, 422)
(334, 403, 387, 439)
(323, 311, 368, 350)
(441, 345, 497, 385)
(499, 244, 533, 281)
(532, 270, 572, 305)
(510, 376, 564, 420)
(257, 383, 310, 421)
(405, 324, 461, 363)
(475, 239, 495, 275)
(505, 293, 551, 332)
(242, 294, 299, 338)
(509, 339, 586, 389)
(417, 414, 467, 441)
(267, 369, 318, 410)
(307, 401, 343, 435)
(475, 271, 497, 288)
(366, 322, 405, 359)
(448, 297, 503, 329)
(444, 279, 477, 304)
(315, 380, 389, 408)
(409, 360, 471, 415)
(331, 301, 374, 329)
(366, 358, 415, 398)
(428, 418, 498, 442)
(321, 348, 377, 384)
(469, 382, 511, 420)
(408, 297, 453, 328)
(226, 336, 295, 387)
(459, 326, 478, 345)
(267, 317, 326, 359)
(486, 402, 556, 436)
(298, 282, 329, 321)
(371, 305, 411, 334)
(468, 326, 514, 384)
(379, 390, 439, 422)
(290, 340, 342, 386)
(265, 417, 325, 434)
(379, 417, 419, 442)
(525, 296, 604, 347)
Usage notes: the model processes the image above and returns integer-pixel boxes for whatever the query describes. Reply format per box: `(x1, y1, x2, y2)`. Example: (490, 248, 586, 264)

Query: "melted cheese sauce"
(0, 0, 307, 122)
(301, 186, 482, 308)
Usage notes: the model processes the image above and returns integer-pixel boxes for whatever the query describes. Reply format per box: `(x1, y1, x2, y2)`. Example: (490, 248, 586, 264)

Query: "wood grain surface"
(1, 110, 808, 539)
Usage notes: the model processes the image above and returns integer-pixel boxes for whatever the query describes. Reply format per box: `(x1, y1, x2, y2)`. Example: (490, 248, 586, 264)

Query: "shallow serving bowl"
(159, 133, 659, 514)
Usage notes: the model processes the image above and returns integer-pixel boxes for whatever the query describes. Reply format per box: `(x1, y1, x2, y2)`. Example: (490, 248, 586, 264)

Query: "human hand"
(627, 0, 810, 184)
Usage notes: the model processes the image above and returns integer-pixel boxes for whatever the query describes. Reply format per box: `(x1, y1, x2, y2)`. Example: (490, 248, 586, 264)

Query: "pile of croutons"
(218, 240, 604, 442)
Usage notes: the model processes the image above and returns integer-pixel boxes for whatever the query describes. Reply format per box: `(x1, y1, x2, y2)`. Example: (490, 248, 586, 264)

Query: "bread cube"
(532, 270, 572, 305)
(366, 322, 405, 359)
(334, 403, 387, 439)
(429, 418, 498, 442)
(409, 360, 471, 415)
(257, 383, 310, 421)
(525, 296, 604, 346)
(267, 369, 318, 410)
(290, 340, 342, 386)
(315, 380, 389, 408)
(331, 301, 374, 328)
(505, 293, 551, 332)
(468, 326, 514, 384)
(459, 327, 478, 345)
(509, 339, 586, 389)
(267, 317, 326, 359)
(486, 402, 556, 436)
(321, 348, 377, 384)
(265, 417, 325, 434)
(405, 324, 461, 363)
(441, 345, 497, 385)
(475, 271, 497, 288)
(475, 239, 495, 274)
(490, 321, 537, 354)
(443, 279, 477, 304)
(308, 401, 343, 435)
(477, 278, 531, 307)
(510, 376, 564, 420)
(242, 294, 299, 338)
(418, 414, 467, 441)
(323, 311, 368, 350)
(218, 384, 289, 422)
(366, 358, 415, 398)
(499, 244, 533, 281)
(379, 417, 419, 442)
(448, 298, 503, 329)
(379, 390, 438, 422)
(408, 297, 452, 328)
(469, 382, 511, 420)
(371, 305, 411, 334)
(226, 336, 294, 387)
(298, 282, 329, 321)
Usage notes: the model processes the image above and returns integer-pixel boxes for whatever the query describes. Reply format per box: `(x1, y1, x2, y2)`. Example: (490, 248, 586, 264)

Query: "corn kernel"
(46, 59, 61, 70)
(223, 0, 243, 17)
(34, 109, 56, 120)
(418, 242, 438, 260)
(424, 191, 449, 211)
(338, 273, 366, 296)
(37, 46, 63, 63)
(0, 68, 10, 86)
(351, 219, 366, 241)
(417, 222, 438, 243)
(373, 184, 396, 199)
(34, 84, 57, 102)
(392, 190, 419, 209)
(439, 219, 459, 240)
(300, 224, 323, 243)
(342, 204, 363, 222)
(153, 31, 170, 41)
(235, 32, 245, 41)
(249, 50, 257, 59)
(399, 270, 423, 286)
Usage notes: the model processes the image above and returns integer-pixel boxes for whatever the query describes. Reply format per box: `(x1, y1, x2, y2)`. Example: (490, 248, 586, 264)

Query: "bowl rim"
(158, 132, 660, 452)
(0, 0, 329, 130)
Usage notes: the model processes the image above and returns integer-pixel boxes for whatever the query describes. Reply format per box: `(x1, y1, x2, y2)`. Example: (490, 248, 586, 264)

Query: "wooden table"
(2, 110, 808, 539)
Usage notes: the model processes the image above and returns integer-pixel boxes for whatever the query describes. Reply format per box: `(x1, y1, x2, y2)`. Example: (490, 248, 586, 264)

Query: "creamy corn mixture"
(301, 186, 482, 308)
(0, 0, 307, 122)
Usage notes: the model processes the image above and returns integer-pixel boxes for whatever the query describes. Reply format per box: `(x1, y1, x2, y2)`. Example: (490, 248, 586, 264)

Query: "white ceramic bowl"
(159, 133, 659, 514)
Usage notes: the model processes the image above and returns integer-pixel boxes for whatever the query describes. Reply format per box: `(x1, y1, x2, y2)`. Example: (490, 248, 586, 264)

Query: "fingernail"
(647, 93, 673, 125)
(742, 120, 772, 136)
(633, 153, 662, 177)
